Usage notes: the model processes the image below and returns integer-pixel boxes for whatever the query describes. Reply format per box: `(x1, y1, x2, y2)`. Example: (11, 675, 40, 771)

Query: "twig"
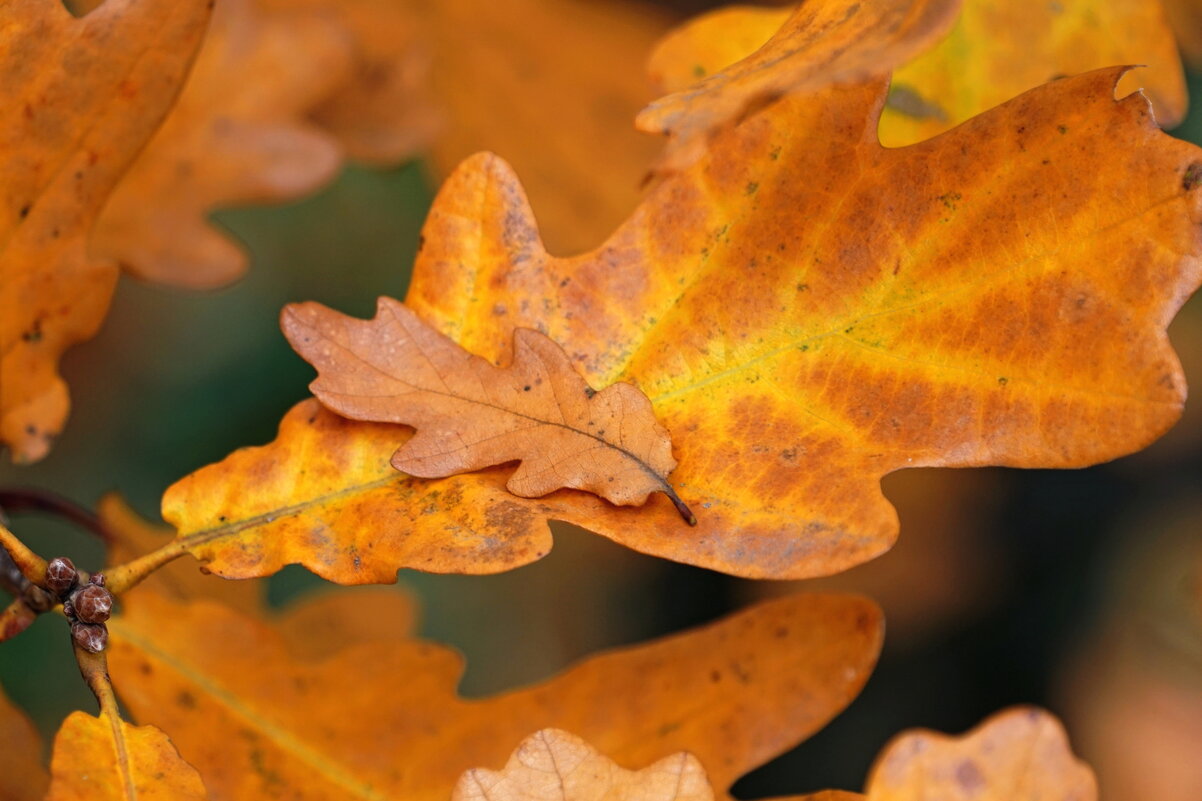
(0, 520, 47, 586)
(0, 488, 111, 544)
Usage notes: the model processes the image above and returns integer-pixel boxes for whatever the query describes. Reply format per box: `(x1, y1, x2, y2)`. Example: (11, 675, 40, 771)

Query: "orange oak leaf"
(864, 707, 1095, 800)
(46, 710, 207, 801)
(282, 298, 691, 520)
(271, 0, 439, 165)
(105, 591, 881, 799)
(0, 0, 212, 463)
(417, 0, 672, 254)
(0, 682, 47, 801)
(649, 0, 1186, 148)
(635, 0, 962, 172)
(453, 729, 714, 801)
(85, 0, 350, 290)
(166, 63, 1202, 581)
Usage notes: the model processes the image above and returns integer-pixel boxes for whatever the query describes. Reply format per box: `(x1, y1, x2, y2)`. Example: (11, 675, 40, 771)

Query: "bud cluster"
(43, 557, 114, 654)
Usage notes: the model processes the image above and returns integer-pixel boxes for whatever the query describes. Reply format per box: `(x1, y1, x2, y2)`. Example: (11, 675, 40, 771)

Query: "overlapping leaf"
(167, 59, 1202, 580)
(282, 299, 686, 514)
(47, 710, 207, 801)
(635, 0, 962, 171)
(0, 0, 212, 463)
(105, 591, 881, 799)
(649, 0, 1186, 148)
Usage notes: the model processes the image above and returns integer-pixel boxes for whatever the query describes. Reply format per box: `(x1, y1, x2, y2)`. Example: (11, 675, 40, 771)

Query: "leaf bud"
(45, 557, 77, 595)
(71, 621, 107, 653)
(71, 584, 113, 624)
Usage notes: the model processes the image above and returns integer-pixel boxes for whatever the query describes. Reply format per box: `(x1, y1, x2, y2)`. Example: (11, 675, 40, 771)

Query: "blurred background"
(2, 0, 1202, 798)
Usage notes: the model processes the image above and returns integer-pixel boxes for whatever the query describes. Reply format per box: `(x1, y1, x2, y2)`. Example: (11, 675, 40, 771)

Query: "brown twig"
(0, 487, 111, 544)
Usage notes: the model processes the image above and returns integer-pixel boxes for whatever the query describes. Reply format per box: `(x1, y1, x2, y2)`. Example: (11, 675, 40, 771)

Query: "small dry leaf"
(85, 0, 349, 290)
(106, 591, 881, 799)
(283, 298, 690, 518)
(453, 729, 713, 801)
(865, 707, 1095, 800)
(0, 0, 212, 462)
(46, 710, 207, 801)
(0, 682, 47, 801)
(635, 0, 962, 171)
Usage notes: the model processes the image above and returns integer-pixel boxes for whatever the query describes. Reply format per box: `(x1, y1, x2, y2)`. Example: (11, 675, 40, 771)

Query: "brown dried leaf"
(282, 298, 688, 516)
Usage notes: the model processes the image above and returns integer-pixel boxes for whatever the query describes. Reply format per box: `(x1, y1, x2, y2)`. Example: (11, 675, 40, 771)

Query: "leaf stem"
(104, 538, 191, 595)
(0, 487, 111, 544)
(661, 485, 697, 526)
(73, 642, 120, 718)
(0, 520, 47, 586)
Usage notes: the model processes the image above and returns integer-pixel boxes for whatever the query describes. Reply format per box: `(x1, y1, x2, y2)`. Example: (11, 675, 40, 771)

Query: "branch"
(0, 488, 111, 544)
(0, 521, 47, 587)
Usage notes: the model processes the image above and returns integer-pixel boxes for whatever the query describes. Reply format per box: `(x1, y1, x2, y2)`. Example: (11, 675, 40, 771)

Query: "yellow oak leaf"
(46, 710, 207, 801)
(165, 63, 1202, 581)
(635, 0, 961, 171)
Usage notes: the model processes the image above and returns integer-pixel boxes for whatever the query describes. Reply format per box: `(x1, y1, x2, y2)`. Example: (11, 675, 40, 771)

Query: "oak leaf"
(282, 298, 690, 518)
(416, 0, 672, 253)
(0, 0, 212, 463)
(85, 0, 350, 290)
(635, 0, 962, 172)
(166, 63, 1202, 580)
(864, 707, 1095, 800)
(453, 729, 713, 801)
(649, 0, 1186, 148)
(269, 0, 439, 165)
(0, 681, 47, 801)
(46, 710, 207, 801)
(463, 707, 1092, 801)
(105, 591, 881, 799)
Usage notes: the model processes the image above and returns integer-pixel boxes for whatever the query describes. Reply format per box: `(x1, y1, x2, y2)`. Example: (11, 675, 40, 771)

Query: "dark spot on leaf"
(998, 377, 1008, 385)
(523, 385, 531, 391)
(1057, 124, 1068, 134)
(955, 759, 985, 793)
(1183, 162, 1202, 191)
(583, 387, 596, 398)
(18, 204, 30, 219)
(745, 181, 759, 195)
(692, 64, 706, 78)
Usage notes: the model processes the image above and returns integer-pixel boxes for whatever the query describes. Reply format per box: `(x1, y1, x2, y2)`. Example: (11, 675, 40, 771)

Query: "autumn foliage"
(3, 0, 1202, 798)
